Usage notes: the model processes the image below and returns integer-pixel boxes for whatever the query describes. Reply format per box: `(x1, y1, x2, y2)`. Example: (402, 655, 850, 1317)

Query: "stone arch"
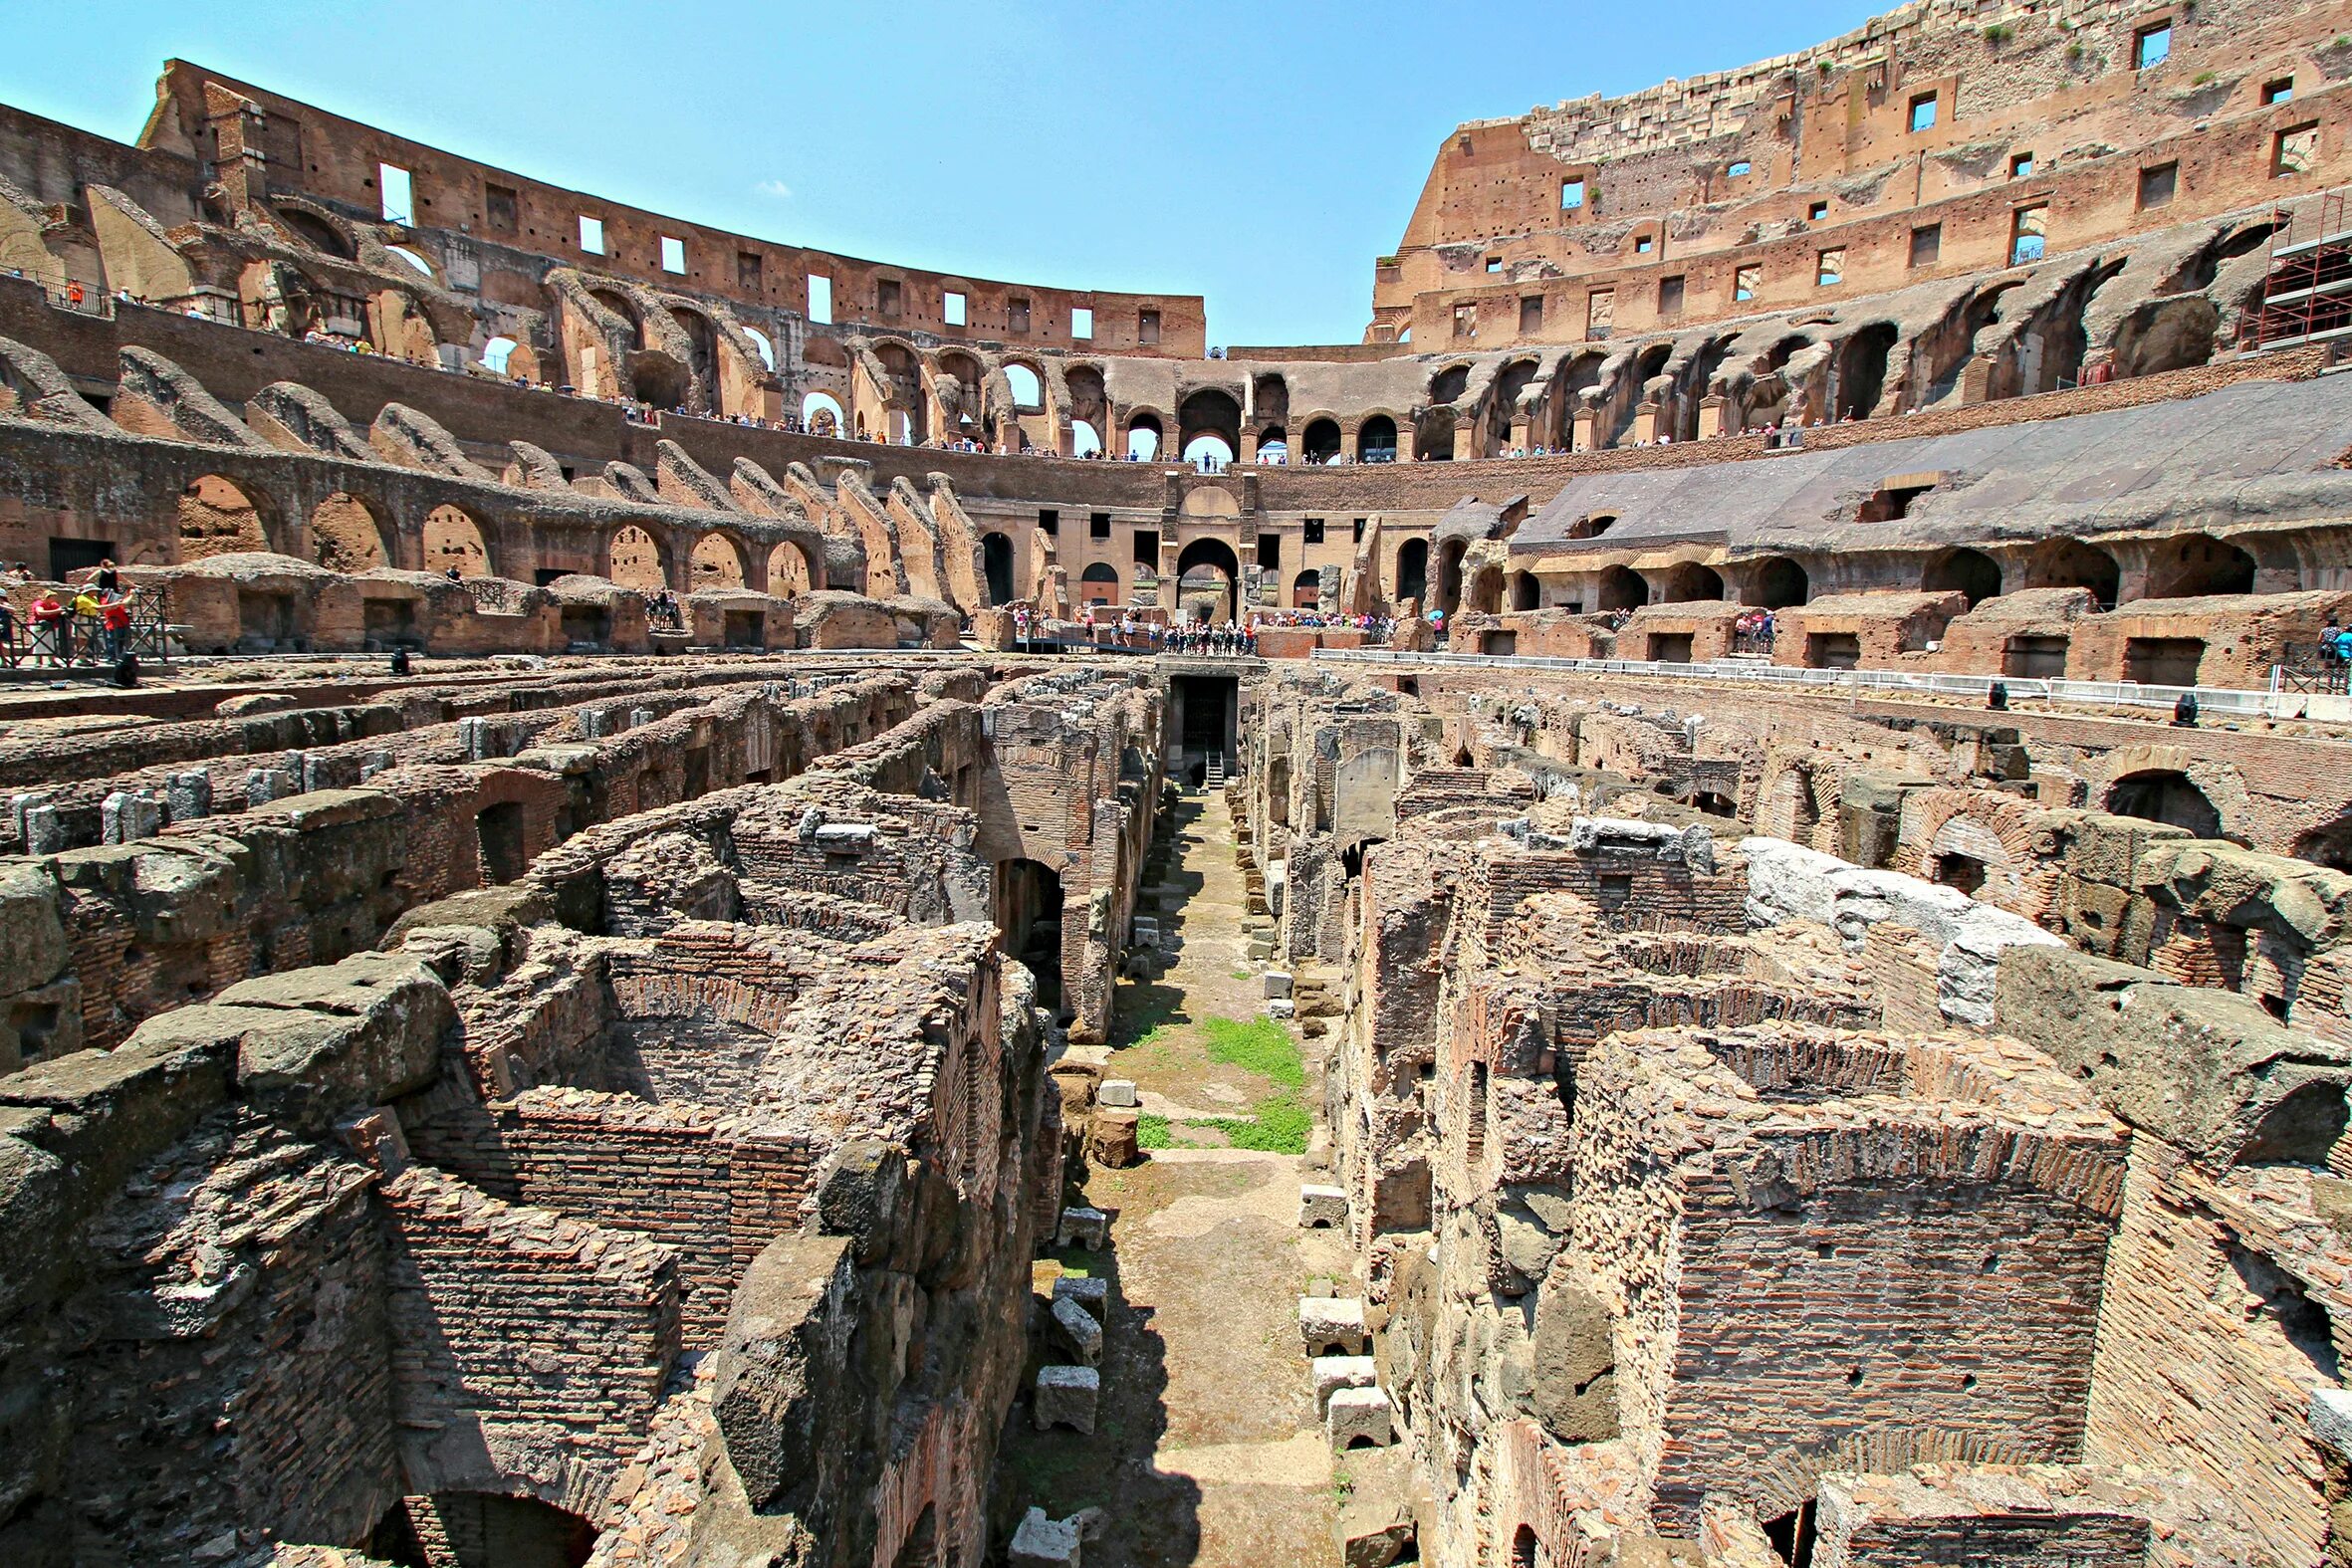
(1659, 560, 1725, 602)
(588, 287, 644, 346)
(1923, 547, 2001, 608)
(309, 491, 389, 572)
(422, 504, 493, 577)
(275, 204, 355, 259)
(667, 305, 721, 410)
(1413, 405, 1457, 461)
(689, 533, 748, 589)
(1750, 556, 1809, 608)
(1301, 416, 1343, 465)
(1002, 359, 1046, 413)
(2143, 533, 2256, 599)
(1293, 568, 1322, 607)
(801, 390, 845, 435)
(1126, 410, 1164, 460)
(982, 532, 1016, 604)
(1511, 570, 1540, 611)
(607, 524, 667, 590)
(176, 473, 273, 560)
(1834, 323, 1900, 419)
(1080, 560, 1120, 606)
(1597, 565, 1647, 612)
(1175, 535, 1241, 622)
(2106, 769, 2223, 839)
(767, 540, 813, 595)
(1179, 389, 1242, 460)
(2023, 538, 2120, 607)
(1485, 357, 1541, 453)
(1358, 413, 1399, 463)
(1428, 363, 1471, 404)
(2293, 810, 2352, 874)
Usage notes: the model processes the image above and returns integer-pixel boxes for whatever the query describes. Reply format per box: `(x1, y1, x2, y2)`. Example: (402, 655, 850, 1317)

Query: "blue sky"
(2, 0, 1875, 346)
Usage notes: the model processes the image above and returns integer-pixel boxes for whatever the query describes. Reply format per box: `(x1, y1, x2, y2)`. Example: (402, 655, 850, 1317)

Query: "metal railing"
(1309, 646, 2299, 719)
(2273, 642, 2351, 695)
(1, 591, 173, 670)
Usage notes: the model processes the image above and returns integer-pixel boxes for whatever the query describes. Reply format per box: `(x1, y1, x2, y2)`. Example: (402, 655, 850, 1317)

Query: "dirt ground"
(994, 791, 1350, 1568)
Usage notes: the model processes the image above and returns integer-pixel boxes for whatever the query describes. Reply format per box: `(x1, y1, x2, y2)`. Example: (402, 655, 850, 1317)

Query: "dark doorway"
(49, 539, 115, 579)
(372, 1493, 596, 1568)
(1173, 674, 1238, 781)
(1395, 539, 1429, 604)
(476, 801, 528, 885)
(997, 858, 1065, 1014)
(1924, 548, 2001, 608)
(2106, 770, 2222, 839)
(982, 532, 1016, 604)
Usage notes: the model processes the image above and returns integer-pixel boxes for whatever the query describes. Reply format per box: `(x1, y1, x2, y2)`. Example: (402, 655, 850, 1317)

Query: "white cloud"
(754, 178, 794, 199)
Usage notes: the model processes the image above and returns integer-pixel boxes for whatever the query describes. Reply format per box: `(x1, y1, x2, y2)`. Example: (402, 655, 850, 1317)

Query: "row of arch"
(172, 473, 819, 595)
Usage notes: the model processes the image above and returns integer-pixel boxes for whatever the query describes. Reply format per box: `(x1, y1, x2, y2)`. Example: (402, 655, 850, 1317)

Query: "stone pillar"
(1632, 401, 1660, 445)
(1698, 394, 1726, 441)
(102, 790, 163, 844)
(301, 753, 333, 792)
(1571, 407, 1598, 453)
(166, 771, 212, 822)
(23, 803, 64, 855)
(246, 767, 296, 806)
(630, 707, 657, 731)
(1451, 416, 1477, 462)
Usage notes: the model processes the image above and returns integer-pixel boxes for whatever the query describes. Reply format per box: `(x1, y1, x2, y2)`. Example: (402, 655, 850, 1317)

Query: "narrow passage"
(996, 788, 1350, 1568)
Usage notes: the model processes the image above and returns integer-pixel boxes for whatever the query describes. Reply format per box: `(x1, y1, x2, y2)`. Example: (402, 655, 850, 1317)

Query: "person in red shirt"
(27, 591, 67, 666)
(100, 589, 133, 661)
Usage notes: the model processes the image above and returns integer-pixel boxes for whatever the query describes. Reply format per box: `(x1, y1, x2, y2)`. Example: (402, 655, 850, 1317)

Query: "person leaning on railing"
(26, 588, 69, 667)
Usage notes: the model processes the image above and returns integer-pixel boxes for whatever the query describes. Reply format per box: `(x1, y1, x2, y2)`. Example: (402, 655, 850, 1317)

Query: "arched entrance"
(176, 474, 270, 560)
(1301, 418, 1342, 465)
(1751, 557, 1809, 608)
(1293, 568, 1322, 608)
(1659, 561, 1725, 602)
(2106, 770, 2223, 839)
(309, 492, 387, 572)
(689, 534, 747, 589)
(1358, 414, 1398, 463)
(800, 390, 844, 435)
(2025, 538, 2120, 607)
(1126, 412, 1163, 460)
(1924, 547, 2001, 608)
(607, 525, 666, 590)
(2144, 534, 2256, 599)
(768, 541, 813, 595)
(422, 505, 491, 577)
(1175, 536, 1241, 622)
(1511, 570, 1540, 610)
(1080, 561, 1119, 606)
(981, 532, 1016, 604)
(1596, 565, 1647, 611)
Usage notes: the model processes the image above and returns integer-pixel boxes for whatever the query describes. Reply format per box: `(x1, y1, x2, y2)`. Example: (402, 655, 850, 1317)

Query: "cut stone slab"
(1326, 1386, 1395, 1449)
(1267, 998, 1296, 1019)
(1011, 1506, 1081, 1568)
(1057, 1206, 1108, 1250)
(1265, 971, 1294, 1000)
(1096, 1078, 1138, 1109)
(1035, 1365, 1100, 1434)
(1053, 1273, 1108, 1322)
(1301, 1295, 1368, 1357)
(1299, 1183, 1349, 1230)
(1051, 1294, 1103, 1367)
(1311, 1354, 1379, 1415)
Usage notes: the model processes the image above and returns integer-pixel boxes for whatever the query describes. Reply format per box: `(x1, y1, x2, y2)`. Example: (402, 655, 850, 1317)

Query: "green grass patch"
(1136, 1113, 1172, 1150)
(1177, 1086, 1311, 1155)
(1201, 1015, 1304, 1088)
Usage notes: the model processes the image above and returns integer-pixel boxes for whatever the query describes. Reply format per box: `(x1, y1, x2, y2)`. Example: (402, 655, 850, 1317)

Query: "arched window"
(689, 533, 747, 588)
(480, 336, 519, 375)
(309, 492, 387, 573)
(1071, 419, 1102, 458)
(1358, 414, 1398, 463)
(1924, 547, 2001, 608)
(801, 391, 844, 435)
(743, 328, 776, 370)
(176, 474, 271, 560)
(1302, 418, 1343, 465)
(1080, 560, 1120, 606)
(421, 505, 491, 578)
(384, 246, 435, 279)
(1127, 415, 1162, 461)
(1183, 434, 1235, 470)
(1005, 363, 1043, 411)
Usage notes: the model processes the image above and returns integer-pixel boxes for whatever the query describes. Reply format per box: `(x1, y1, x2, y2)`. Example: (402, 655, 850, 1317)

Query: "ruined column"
(166, 771, 212, 822)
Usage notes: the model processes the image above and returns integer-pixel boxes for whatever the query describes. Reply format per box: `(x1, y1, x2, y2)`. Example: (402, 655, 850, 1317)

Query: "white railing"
(1308, 648, 2312, 720)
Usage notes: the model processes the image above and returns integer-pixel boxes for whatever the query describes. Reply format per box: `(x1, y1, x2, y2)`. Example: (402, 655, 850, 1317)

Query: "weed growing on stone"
(1137, 1113, 1172, 1149)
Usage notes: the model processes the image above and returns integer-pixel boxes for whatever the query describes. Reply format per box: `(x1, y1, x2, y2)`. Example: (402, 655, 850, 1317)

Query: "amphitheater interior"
(12, 8, 2352, 1566)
